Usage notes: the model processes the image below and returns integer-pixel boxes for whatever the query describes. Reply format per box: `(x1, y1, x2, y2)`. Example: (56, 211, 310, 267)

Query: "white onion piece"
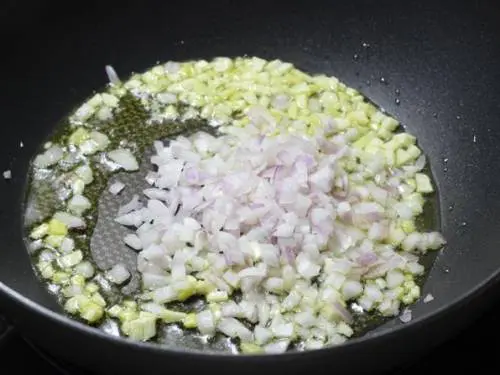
(386, 270, 405, 289)
(423, 294, 434, 303)
(333, 301, 353, 324)
(164, 61, 181, 74)
(124, 233, 143, 250)
(33, 146, 64, 168)
(141, 302, 166, 315)
(143, 188, 170, 201)
(157, 92, 177, 104)
(68, 195, 91, 215)
(153, 286, 177, 303)
(239, 301, 258, 323)
(64, 285, 84, 297)
(221, 301, 241, 317)
(105, 65, 121, 85)
(264, 340, 290, 354)
(218, 318, 253, 342)
(108, 149, 139, 171)
(295, 253, 320, 279)
(75, 261, 95, 278)
(53, 212, 86, 229)
(115, 211, 144, 227)
(415, 155, 426, 171)
(272, 322, 294, 338)
(254, 326, 273, 345)
(357, 252, 378, 266)
(294, 310, 316, 328)
(197, 310, 216, 335)
(106, 264, 130, 284)
(118, 195, 142, 216)
(109, 181, 125, 195)
(39, 250, 56, 262)
(399, 308, 412, 323)
(59, 237, 75, 254)
(272, 94, 289, 110)
(142, 273, 170, 289)
(342, 280, 363, 299)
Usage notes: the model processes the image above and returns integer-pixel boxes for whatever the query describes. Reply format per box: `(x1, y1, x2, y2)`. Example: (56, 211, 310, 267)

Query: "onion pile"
(116, 112, 444, 351)
(27, 56, 445, 353)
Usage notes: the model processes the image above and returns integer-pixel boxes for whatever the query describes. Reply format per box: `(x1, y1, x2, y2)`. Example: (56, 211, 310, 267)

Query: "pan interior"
(21, 58, 442, 352)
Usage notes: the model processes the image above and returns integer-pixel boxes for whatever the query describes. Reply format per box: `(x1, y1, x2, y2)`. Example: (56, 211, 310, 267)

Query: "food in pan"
(25, 57, 445, 353)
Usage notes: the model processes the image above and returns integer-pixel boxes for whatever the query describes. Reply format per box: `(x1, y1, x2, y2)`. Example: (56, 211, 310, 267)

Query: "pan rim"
(1, 267, 499, 360)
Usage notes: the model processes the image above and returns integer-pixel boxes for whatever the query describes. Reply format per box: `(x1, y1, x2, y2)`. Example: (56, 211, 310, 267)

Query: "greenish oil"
(24, 92, 215, 320)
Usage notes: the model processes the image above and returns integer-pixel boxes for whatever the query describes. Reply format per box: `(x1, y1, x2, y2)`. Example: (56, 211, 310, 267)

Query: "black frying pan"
(1, 0, 500, 374)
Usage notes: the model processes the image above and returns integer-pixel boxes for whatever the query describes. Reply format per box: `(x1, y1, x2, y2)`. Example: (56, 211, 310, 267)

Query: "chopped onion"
(423, 293, 434, 303)
(106, 264, 131, 284)
(59, 237, 75, 254)
(118, 195, 142, 216)
(333, 301, 353, 324)
(105, 65, 121, 85)
(124, 233, 143, 250)
(357, 252, 378, 266)
(91, 57, 447, 350)
(68, 195, 91, 215)
(75, 165, 93, 184)
(254, 326, 273, 345)
(342, 280, 363, 299)
(164, 61, 180, 74)
(108, 149, 139, 171)
(197, 310, 216, 335)
(218, 318, 253, 342)
(53, 212, 86, 229)
(399, 308, 412, 323)
(264, 340, 290, 354)
(109, 181, 125, 195)
(75, 261, 95, 279)
(33, 146, 64, 168)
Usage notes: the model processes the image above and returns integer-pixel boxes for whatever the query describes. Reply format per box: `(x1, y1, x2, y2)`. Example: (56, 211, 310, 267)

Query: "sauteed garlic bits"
(26, 57, 445, 353)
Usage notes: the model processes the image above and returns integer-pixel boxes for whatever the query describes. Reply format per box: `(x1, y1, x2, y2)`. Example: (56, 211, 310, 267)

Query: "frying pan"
(1, 0, 500, 373)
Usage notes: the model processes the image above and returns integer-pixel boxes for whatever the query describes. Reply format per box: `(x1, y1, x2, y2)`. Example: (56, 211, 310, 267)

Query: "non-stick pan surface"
(1, 0, 500, 374)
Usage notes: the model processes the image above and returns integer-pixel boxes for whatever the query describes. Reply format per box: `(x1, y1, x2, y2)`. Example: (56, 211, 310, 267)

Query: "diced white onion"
(75, 261, 95, 279)
(108, 149, 139, 171)
(54, 212, 86, 229)
(109, 181, 125, 195)
(106, 264, 130, 284)
(105, 65, 121, 85)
